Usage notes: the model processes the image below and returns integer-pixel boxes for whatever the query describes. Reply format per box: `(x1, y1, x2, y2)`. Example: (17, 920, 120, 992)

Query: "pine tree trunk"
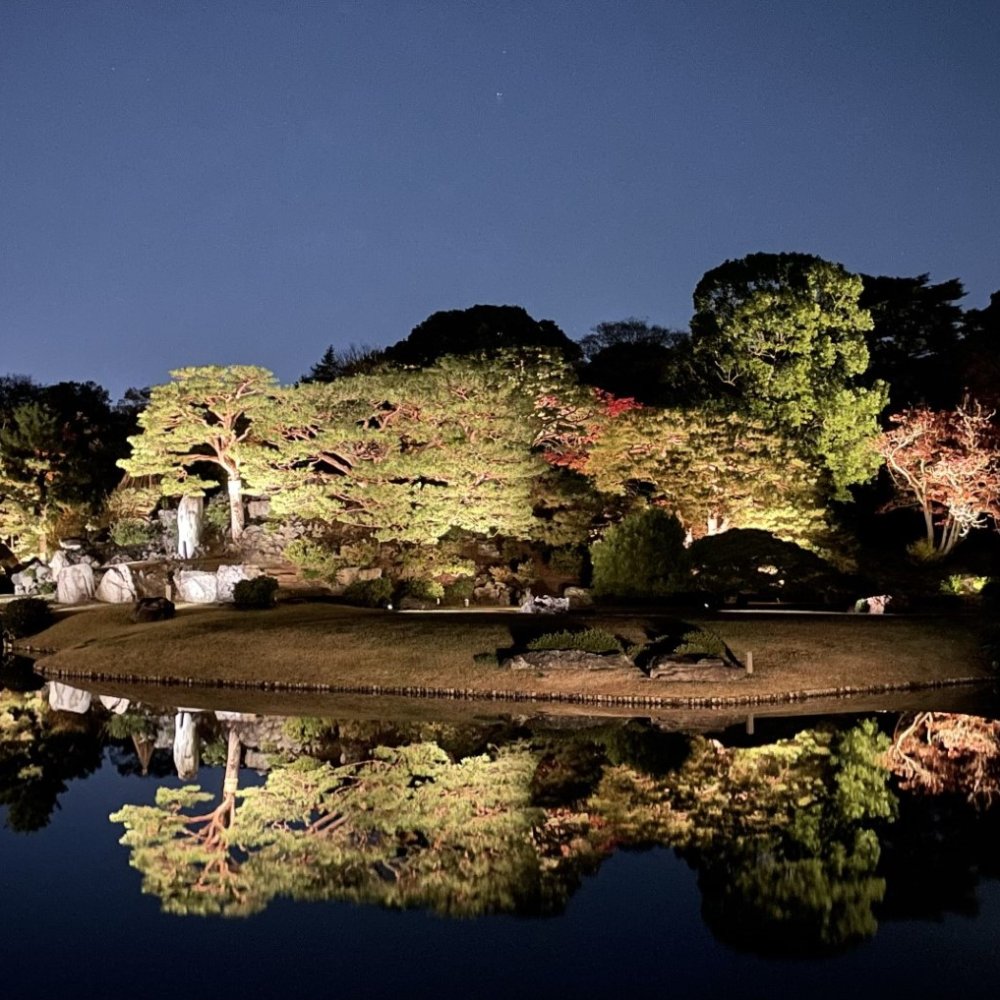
(227, 476, 245, 541)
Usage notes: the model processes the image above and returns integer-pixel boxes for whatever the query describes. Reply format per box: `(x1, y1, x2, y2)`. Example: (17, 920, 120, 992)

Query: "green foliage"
(1, 597, 53, 638)
(673, 628, 729, 659)
(527, 629, 622, 654)
(119, 365, 282, 541)
(691, 252, 887, 498)
(584, 406, 834, 552)
(343, 577, 394, 607)
(232, 576, 279, 609)
(442, 576, 475, 604)
(590, 507, 686, 600)
(396, 578, 445, 602)
(109, 517, 157, 548)
(252, 353, 574, 546)
(939, 574, 989, 597)
(202, 493, 232, 535)
(283, 537, 342, 582)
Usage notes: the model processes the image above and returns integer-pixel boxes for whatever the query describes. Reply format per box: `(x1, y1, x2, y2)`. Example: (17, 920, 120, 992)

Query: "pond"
(3, 663, 1000, 999)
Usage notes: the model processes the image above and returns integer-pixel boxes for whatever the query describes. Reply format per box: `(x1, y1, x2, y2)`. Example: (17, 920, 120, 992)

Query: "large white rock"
(96, 564, 137, 603)
(176, 495, 204, 559)
(174, 569, 218, 603)
(48, 682, 92, 714)
(56, 563, 95, 604)
(48, 551, 70, 575)
(216, 564, 261, 602)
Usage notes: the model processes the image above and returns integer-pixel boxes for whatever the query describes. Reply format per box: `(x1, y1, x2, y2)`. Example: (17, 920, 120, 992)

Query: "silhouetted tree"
(385, 305, 581, 366)
(859, 273, 966, 408)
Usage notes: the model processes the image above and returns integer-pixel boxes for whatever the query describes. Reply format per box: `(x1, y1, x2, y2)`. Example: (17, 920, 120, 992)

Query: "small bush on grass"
(1, 597, 53, 638)
(233, 576, 279, 609)
(673, 628, 729, 659)
(527, 629, 622, 655)
(343, 577, 394, 608)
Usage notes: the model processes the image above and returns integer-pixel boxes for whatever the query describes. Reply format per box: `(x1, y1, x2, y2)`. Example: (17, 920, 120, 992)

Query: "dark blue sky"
(2, 1, 997, 398)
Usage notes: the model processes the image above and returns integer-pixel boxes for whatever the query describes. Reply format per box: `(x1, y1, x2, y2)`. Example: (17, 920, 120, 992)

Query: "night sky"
(2, 1, 997, 399)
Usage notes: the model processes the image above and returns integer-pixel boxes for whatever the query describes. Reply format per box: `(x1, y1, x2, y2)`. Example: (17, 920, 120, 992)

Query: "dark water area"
(3, 669, 1000, 1000)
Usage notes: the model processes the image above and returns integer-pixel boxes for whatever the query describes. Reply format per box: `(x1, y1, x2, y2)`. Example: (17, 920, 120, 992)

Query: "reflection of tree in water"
(879, 712, 1000, 923)
(111, 716, 899, 948)
(112, 739, 580, 918)
(673, 723, 895, 955)
(0, 688, 102, 831)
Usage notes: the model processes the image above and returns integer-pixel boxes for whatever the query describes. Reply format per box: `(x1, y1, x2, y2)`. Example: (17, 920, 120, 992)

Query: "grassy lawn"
(17, 600, 991, 708)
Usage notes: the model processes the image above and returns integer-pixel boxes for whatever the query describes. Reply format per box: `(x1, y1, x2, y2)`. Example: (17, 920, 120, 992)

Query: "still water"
(2, 664, 1000, 999)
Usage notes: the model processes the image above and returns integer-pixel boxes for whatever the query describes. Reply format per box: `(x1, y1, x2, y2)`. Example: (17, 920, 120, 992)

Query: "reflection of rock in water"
(48, 682, 92, 714)
(173, 711, 200, 780)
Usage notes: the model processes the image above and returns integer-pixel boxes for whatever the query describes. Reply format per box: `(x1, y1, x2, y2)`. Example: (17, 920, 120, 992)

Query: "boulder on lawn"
(216, 564, 261, 602)
(56, 563, 95, 605)
(174, 569, 218, 603)
(96, 564, 137, 603)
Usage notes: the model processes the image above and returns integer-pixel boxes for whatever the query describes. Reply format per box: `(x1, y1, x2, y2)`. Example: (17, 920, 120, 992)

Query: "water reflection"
(4, 674, 1000, 960)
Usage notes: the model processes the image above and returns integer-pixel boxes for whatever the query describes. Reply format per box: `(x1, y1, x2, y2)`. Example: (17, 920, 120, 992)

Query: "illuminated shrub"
(232, 576, 279, 609)
(343, 577, 393, 608)
(590, 508, 686, 601)
(527, 629, 622, 654)
(109, 517, 157, 548)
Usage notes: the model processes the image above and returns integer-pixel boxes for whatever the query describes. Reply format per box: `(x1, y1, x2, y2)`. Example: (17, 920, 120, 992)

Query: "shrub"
(673, 627, 730, 659)
(590, 508, 687, 601)
(527, 628, 622, 655)
(688, 528, 852, 605)
(343, 577, 394, 608)
(396, 578, 445, 603)
(1, 597, 54, 638)
(442, 576, 475, 604)
(232, 575, 279, 609)
(284, 538, 342, 582)
(109, 517, 157, 548)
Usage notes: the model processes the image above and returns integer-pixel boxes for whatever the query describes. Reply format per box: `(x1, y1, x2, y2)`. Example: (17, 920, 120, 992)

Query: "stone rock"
(48, 551, 70, 575)
(647, 654, 743, 682)
(58, 537, 84, 551)
(133, 563, 172, 599)
(335, 566, 360, 588)
(176, 495, 204, 559)
(247, 499, 270, 520)
(130, 596, 175, 623)
(853, 594, 892, 614)
(358, 567, 383, 582)
(96, 564, 137, 603)
(504, 650, 638, 673)
(563, 587, 594, 609)
(519, 594, 570, 614)
(174, 569, 218, 603)
(56, 563, 95, 604)
(216, 564, 261, 602)
(48, 681, 92, 714)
